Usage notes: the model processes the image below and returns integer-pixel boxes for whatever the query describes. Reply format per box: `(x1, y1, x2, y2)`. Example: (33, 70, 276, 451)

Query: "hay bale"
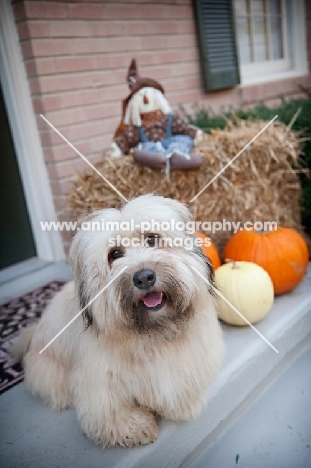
(67, 119, 308, 255)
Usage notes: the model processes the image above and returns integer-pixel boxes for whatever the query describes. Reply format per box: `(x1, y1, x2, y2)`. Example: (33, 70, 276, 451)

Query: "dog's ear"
(78, 278, 94, 330)
(192, 245, 217, 296)
(69, 208, 121, 330)
(69, 232, 94, 330)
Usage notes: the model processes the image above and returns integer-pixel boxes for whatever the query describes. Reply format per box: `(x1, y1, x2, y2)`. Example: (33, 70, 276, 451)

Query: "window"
(235, 0, 285, 64)
(234, 0, 308, 84)
(194, 0, 308, 90)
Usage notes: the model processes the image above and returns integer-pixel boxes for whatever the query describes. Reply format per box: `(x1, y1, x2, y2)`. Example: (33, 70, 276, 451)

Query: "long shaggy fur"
(13, 194, 224, 448)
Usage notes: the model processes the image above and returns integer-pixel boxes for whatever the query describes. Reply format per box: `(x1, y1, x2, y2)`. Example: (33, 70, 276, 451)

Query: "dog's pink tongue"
(143, 292, 163, 308)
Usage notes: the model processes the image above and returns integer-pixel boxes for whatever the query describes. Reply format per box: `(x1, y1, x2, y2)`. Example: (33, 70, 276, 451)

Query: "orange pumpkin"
(196, 231, 221, 269)
(224, 228, 309, 295)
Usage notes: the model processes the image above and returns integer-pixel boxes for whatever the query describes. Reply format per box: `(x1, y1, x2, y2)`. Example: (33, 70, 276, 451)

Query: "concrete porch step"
(185, 344, 311, 467)
(0, 264, 310, 467)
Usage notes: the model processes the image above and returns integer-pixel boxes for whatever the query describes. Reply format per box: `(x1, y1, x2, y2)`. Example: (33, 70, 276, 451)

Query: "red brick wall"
(11, 0, 311, 248)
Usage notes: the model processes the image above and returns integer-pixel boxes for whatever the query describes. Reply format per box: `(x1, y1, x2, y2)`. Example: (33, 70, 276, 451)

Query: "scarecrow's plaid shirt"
(114, 110, 197, 155)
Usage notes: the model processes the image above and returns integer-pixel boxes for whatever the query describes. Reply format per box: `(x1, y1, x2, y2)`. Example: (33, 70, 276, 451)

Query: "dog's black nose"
(133, 269, 156, 290)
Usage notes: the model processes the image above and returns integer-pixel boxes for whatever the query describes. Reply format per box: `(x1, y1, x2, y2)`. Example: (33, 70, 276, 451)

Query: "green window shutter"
(194, 0, 240, 91)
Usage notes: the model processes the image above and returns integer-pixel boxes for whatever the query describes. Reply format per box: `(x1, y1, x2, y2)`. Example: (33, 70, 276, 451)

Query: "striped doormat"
(0, 281, 65, 395)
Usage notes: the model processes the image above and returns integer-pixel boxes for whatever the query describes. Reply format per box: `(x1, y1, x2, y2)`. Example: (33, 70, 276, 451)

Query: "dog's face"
(69, 195, 215, 341)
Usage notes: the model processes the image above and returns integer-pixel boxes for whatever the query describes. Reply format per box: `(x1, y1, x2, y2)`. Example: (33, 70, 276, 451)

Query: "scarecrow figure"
(111, 59, 202, 176)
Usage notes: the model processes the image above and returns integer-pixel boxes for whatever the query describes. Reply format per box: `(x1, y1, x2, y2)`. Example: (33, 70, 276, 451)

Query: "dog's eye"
(146, 234, 159, 247)
(108, 249, 124, 262)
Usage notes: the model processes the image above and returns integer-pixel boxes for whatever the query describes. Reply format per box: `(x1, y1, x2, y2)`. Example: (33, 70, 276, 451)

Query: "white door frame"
(0, 0, 64, 262)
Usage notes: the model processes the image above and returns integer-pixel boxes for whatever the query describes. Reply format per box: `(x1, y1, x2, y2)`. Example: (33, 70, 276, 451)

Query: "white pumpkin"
(215, 260, 274, 326)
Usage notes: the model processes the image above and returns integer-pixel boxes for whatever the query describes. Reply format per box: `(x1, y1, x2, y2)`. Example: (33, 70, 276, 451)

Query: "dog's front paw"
(115, 408, 159, 448)
(81, 407, 159, 448)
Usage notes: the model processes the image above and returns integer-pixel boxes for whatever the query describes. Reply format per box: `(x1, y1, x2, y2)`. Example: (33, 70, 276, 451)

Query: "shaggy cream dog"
(14, 194, 224, 448)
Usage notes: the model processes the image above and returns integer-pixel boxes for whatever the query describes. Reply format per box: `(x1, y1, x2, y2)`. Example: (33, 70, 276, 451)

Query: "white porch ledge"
(0, 265, 310, 467)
